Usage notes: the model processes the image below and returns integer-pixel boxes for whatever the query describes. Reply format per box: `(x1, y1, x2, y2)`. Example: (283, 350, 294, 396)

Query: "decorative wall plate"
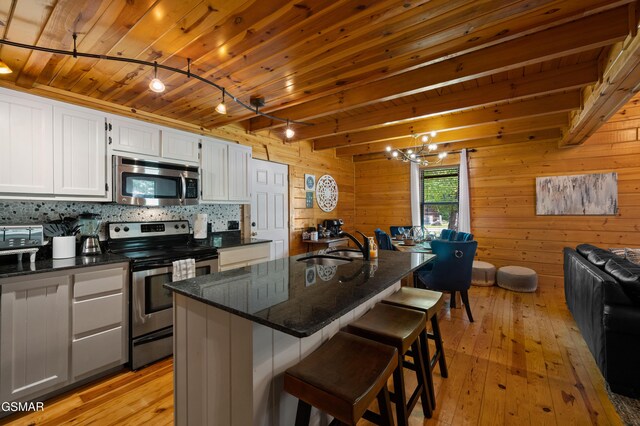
(304, 174, 316, 191)
(316, 175, 338, 212)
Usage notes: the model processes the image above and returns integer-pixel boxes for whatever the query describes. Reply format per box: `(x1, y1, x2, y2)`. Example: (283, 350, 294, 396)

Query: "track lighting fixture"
(284, 120, 295, 139)
(215, 88, 227, 114)
(0, 59, 12, 74)
(149, 62, 165, 93)
(0, 36, 313, 127)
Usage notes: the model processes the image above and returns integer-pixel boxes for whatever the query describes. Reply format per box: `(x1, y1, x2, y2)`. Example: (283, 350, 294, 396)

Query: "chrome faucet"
(338, 230, 370, 261)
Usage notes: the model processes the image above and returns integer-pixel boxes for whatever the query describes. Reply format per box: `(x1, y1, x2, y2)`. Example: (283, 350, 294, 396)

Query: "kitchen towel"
(172, 258, 196, 281)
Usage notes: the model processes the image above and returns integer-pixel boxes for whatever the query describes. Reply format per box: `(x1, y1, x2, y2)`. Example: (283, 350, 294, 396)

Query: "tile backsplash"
(0, 201, 241, 239)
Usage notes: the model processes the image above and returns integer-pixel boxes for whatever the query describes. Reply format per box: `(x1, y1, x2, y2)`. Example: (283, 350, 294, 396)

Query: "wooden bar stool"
(284, 331, 398, 426)
(382, 288, 448, 410)
(346, 303, 432, 425)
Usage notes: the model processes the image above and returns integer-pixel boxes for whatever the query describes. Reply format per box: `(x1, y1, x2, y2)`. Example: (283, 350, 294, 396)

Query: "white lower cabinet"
(71, 267, 128, 380)
(217, 243, 271, 272)
(0, 263, 128, 403)
(0, 275, 70, 403)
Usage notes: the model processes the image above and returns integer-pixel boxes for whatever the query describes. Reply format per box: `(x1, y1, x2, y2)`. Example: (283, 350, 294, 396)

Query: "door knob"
(251, 222, 256, 227)
(251, 232, 258, 236)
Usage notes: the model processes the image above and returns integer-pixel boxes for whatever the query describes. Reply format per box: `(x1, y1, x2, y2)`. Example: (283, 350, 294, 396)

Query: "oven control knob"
(175, 224, 180, 229)
(123, 226, 129, 232)
(181, 224, 186, 229)
(114, 227, 121, 233)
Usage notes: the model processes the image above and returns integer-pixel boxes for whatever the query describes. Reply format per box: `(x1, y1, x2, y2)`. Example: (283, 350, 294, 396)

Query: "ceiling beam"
(291, 62, 598, 141)
(246, 6, 629, 131)
(313, 91, 579, 150)
(335, 113, 568, 156)
(350, 128, 563, 162)
(561, 15, 640, 145)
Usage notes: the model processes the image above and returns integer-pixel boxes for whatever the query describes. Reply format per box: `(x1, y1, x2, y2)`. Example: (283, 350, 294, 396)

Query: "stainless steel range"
(106, 220, 218, 369)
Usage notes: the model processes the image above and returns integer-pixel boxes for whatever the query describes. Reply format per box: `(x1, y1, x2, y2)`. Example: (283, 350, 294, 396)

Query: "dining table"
(392, 239, 432, 253)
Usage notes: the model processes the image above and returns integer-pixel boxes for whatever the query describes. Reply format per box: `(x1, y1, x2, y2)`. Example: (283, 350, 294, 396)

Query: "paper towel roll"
(194, 213, 207, 239)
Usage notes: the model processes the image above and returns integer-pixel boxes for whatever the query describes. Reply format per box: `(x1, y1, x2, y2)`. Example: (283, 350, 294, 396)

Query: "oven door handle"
(133, 261, 175, 271)
(133, 327, 173, 346)
(180, 175, 187, 205)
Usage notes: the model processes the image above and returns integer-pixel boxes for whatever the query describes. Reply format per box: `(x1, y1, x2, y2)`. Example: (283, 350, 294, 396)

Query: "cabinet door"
(0, 91, 54, 194)
(0, 276, 69, 402)
(200, 137, 228, 201)
(109, 117, 160, 156)
(161, 128, 199, 163)
(54, 106, 107, 197)
(228, 144, 252, 203)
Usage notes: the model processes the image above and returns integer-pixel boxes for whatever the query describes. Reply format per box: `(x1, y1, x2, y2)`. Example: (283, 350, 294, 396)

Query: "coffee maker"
(322, 219, 344, 237)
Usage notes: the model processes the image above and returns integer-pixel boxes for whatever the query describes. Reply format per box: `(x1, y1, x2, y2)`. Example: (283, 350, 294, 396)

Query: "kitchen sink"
(297, 255, 353, 266)
(326, 248, 364, 259)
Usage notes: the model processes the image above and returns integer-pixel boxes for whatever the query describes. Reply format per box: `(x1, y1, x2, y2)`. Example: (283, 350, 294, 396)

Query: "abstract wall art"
(536, 172, 618, 215)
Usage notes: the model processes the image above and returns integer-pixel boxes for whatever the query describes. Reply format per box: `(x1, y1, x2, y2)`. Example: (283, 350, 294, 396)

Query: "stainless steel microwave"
(114, 156, 199, 206)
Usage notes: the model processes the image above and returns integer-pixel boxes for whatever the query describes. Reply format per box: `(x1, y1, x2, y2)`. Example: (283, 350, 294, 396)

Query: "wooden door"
(200, 137, 228, 202)
(0, 89, 54, 194)
(53, 105, 107, 197)
(0, 275, 70, 402)
(251, 159, 289, 259)
(228, 144, 252, 203)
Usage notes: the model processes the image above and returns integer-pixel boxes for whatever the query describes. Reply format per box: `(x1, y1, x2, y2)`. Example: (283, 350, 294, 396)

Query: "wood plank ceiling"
(1, 0, 640, 159)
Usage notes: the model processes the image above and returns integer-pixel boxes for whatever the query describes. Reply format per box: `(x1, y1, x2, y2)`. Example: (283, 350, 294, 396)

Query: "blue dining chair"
(439, 229, 457, 240)
(455, 232, 474, 241)
(374, 228, 394, 250)
(416, 240, 478, 322)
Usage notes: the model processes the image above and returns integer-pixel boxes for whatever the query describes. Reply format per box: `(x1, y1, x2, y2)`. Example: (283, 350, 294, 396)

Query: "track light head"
(149, 62, 165, 93)
(0, 59, 12, 74)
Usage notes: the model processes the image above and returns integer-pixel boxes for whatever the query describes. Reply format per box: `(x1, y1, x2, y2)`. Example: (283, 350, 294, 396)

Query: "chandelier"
(385, 131, 448, 165)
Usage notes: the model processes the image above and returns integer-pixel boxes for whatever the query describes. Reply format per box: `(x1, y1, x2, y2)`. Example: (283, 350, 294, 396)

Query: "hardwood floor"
(1, 285, 622, 426)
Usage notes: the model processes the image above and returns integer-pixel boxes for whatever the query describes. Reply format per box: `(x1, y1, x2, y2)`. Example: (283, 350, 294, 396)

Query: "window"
(421, 167, 459, 237)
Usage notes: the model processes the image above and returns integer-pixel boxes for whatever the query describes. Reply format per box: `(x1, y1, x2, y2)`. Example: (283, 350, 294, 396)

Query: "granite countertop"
(0, 253, 130, 280)
(304, 237, 349, 244)
(215, 238, 271, 249)
(165, 249, 436, 338)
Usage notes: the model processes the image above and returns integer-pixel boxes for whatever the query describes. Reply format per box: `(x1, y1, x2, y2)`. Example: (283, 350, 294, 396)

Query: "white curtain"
(458, 148, 471, 233)
(410, 162, 421, 227)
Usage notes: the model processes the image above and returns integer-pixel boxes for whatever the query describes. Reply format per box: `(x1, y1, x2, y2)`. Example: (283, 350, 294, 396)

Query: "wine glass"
(397, 227, 405, 240)
(403, 227, 411, 240)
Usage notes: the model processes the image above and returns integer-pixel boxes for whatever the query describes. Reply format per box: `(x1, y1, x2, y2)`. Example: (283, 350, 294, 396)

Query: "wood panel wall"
(215, 126, 355, 255)
(355, 94, 640, 289)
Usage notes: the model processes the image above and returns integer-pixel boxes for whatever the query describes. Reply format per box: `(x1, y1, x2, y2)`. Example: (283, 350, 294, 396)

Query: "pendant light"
(284, 120, 295, 139)
(149, 62, 165, 93)
(215, 88, 227, 114)
(0, 59, 12, 74)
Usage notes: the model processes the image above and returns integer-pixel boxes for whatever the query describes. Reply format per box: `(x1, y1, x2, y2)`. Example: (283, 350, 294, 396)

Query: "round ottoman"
(472, 261, 496, 286)
(497, 266, 538, 292)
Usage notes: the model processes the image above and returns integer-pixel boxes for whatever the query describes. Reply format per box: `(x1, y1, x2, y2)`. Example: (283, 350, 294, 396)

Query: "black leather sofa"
(564, 244, 640, 397)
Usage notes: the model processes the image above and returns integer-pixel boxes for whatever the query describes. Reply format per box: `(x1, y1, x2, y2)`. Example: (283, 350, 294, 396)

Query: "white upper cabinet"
(0, 90, 54, 194)
(160, 128, 200, 163)
(108, 117, 160, 157)
(200, 137, 228, 201)
(54, 106, 106, 197)
(228, 144, 252, 202)
(200, 137, 252, 204)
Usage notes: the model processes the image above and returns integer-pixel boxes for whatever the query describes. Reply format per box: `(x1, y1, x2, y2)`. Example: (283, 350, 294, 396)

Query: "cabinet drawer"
(73, 293, 122, 335)
(72, 326, 123, 378)
(218, 244, 270, 267)
(74, 268, 124, 298)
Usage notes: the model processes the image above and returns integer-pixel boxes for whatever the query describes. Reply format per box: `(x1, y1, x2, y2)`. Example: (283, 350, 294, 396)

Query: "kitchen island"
(165, 249, 435, 426)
